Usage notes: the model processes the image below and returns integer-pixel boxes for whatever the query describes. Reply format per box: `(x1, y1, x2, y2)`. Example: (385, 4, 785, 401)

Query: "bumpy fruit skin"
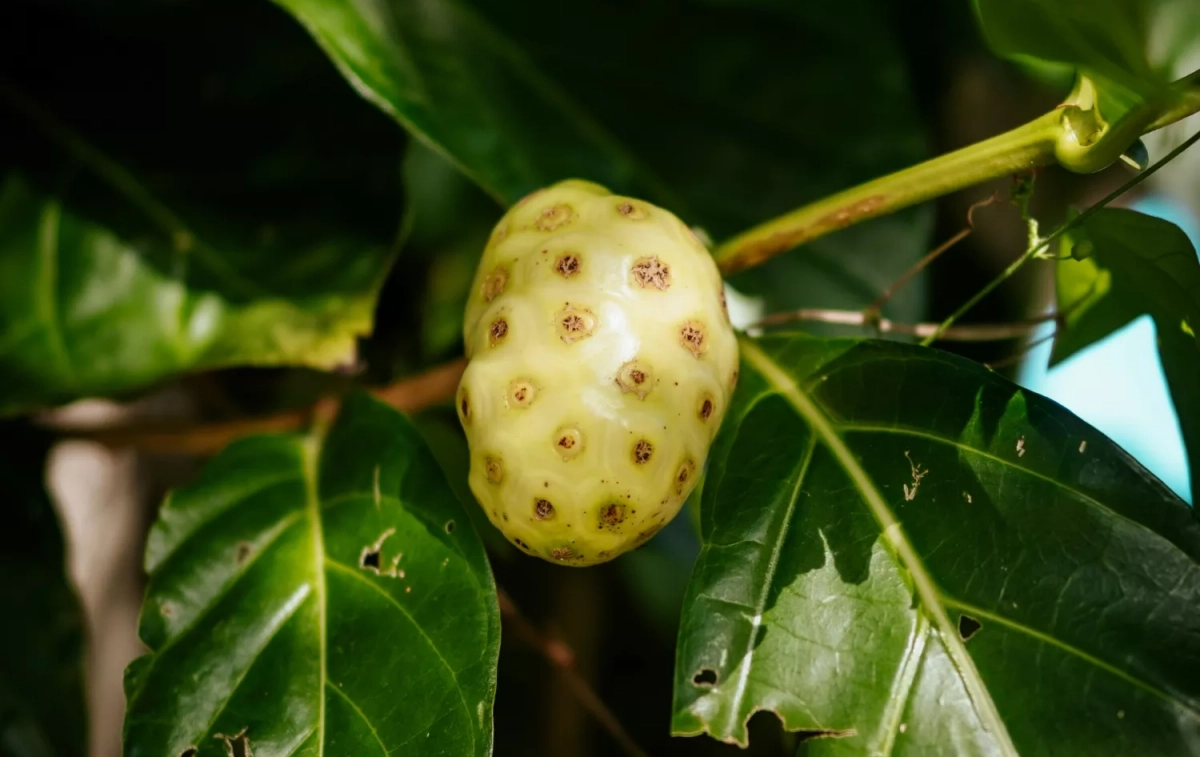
(456, 179, 739, 566)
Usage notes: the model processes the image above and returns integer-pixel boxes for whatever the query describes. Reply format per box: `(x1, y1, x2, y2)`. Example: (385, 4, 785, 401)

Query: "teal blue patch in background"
(1017, 194, 1196, 504)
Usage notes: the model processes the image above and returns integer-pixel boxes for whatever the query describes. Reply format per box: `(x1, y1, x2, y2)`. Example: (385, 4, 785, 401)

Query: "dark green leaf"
(0, 0, 405, 416)
(272, 0, 933, 321)
(0, 424, 87, 757)
(1052, 207, 1199, 501)
(973, 0, 1198, 116)
(122, 394, 499, 757)
(674, 334, 1200, 755)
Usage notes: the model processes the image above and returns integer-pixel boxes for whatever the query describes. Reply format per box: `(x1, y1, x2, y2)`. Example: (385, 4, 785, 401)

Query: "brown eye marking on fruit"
(508, 379, 536, 408)
(555, 304, 597, 343)
(550, 546, 575, 560)
(616, 201, 647, 220)
(719, 287, 729, 320)
(488, 318, 509, 347)
(483, 266, 508, 301)
(458, 388, 471, 423)
(485, 456, 503, 483)
(616, 360, 654, 399)
(555, 254, 581, 277)
(633, 440, 654, 464)
(599, 503, 626, 529)
(631, 256, 671, 290)
(534, 498, 556, 520)
(699, 395, 715, 420)
(675, 459, 696, 494)
(680, 321, 707, 358)
(535, 203, 573, 231)
(554, 426, 584, 460)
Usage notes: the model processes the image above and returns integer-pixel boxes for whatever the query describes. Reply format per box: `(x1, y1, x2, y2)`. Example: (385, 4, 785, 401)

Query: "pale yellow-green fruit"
(456, 179, 739, 566)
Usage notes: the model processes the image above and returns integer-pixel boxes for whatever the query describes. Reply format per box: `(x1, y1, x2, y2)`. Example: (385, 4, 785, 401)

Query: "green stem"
(920, 126, 1200, 347)
(714, 69, 1200, 277)
(714, 110, 1062, 276)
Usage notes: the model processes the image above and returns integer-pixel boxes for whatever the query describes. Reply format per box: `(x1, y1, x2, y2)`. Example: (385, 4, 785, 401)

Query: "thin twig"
(40, 357, 467, 455)
(868, 193, 1001, 314)
(751, 307, 1058, 342)
(921, 127, 1200, 346)
(496, 588, 652, 757)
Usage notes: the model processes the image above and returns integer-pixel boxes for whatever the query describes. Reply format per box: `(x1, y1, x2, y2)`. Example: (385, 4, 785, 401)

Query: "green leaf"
(272, 0, 933, 321)
(0, 0, 405, 416)
(973, 0, 1198, 116)
(674, 334, 1200, 755)
(1052, 207, 1199, 502)
(122, 394, 500, 757)
(0, 424, 87, 757)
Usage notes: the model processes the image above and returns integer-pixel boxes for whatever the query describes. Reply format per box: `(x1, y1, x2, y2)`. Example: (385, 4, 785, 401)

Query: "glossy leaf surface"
(973, 0, 1199, 116)
(1053, 207, 1199, 502)
(273, 0, 933, 320)
(673, 334, 1200, 755)
(0, 0, 405, 415)
(122, 394, 499, 757)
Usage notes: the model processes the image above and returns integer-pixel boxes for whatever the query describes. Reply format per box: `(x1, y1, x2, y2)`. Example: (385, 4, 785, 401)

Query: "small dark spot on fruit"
(617, 360, 654, 399)
(555, 254, 581, 277)
(700, 397, 714, 420)
(631, 256, 671, 290)
(676, 459, 696, 494)
(509, 380, 536, 408)
(535, 498, 556, 520)
(617, 201, 647, 219)
(599, 503, 626, 529)
(693, 669, 718, 687)
(556, 305, 596, 343)
(634, 525, 662, 545)
(633, 440, 653, 464)
(597, 551, 610, 560)
(489, 318, 509, 346)
(485, 457, 503, 483)
(483, 266, 508, 301)
(680, 321, 707, 357)
(535, 203, 573, 231)
(445, 520, 456, 534)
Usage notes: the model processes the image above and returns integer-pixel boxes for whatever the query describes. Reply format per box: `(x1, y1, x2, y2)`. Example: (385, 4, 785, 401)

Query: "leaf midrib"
(739, 337, 1020, 757)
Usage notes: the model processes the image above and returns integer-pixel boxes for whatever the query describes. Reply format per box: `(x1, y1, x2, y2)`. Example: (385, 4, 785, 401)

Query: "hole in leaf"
(213, 728, 253, 757)
(958, 613, 982, 642)
(179, 749, 197, 757)
(360, 550, 381, 571)
(693, 668, 718, 687)
(445, 520, 456, 534)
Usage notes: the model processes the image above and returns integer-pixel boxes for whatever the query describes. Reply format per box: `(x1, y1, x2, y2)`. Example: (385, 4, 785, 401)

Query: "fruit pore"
(457, 179, 739, 566)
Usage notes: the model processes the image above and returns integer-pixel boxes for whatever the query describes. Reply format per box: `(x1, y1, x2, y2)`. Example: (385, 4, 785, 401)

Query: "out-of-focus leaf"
(0, 0, 405, 416)
(273, 0, 933, 321)
(122, 394, 500, 757)
(0, 424, 87, 757)
(973, 0, 1199, 118)
(674, 334, 1200, 755)
(1052, 207, 1199, 502)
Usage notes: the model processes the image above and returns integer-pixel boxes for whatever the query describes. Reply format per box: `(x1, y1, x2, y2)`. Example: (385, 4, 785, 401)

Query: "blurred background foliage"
(0, 0, 1196, 755)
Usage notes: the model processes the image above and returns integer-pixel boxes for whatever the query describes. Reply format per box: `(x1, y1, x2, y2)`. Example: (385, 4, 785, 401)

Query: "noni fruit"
(456, 179, 739, 566)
